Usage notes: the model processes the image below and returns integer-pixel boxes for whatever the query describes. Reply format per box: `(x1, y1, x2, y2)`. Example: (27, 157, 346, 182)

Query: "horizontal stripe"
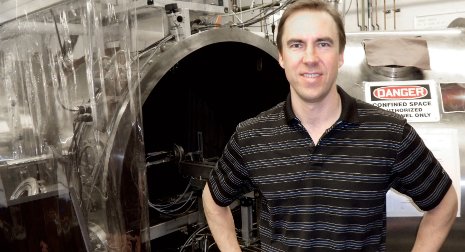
(208, 87, 452, 251)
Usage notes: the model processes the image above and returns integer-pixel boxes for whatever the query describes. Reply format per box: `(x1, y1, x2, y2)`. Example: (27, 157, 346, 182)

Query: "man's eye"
(318, 42, 331, 48)
(289, 42, 303, 48)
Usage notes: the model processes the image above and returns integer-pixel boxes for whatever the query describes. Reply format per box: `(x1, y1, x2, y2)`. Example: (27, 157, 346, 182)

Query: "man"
(202, 0, 458, 251)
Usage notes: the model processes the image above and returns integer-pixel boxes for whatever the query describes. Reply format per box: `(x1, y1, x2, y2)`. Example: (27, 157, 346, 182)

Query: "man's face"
(278, 10, 344, 104)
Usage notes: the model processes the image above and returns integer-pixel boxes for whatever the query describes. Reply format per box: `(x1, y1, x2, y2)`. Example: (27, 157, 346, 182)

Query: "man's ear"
(338, 50, 344, 68)
(278, 53, 285, 69)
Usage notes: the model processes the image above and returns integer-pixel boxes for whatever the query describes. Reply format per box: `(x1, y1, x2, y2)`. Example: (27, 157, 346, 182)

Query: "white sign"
(364, 80, 441, 122)
(415, 12, 465, 30)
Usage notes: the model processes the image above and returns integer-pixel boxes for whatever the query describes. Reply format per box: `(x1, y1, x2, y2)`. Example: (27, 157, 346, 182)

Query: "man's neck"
(291, 89, 342, 143)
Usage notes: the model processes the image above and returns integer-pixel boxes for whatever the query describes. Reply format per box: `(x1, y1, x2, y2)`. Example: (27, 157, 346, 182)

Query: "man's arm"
(202, 184, 242, 252)
(412, 186, 458, 252)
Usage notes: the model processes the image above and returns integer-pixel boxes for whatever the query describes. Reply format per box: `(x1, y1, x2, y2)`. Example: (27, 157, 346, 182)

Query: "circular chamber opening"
(143, 40, 289, 199)
(143, 41, 289, 155)
(140, 33, 289, 249)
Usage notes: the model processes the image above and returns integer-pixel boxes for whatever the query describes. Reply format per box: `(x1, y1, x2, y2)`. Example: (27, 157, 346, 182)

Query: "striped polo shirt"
(207, 86, 452, 251)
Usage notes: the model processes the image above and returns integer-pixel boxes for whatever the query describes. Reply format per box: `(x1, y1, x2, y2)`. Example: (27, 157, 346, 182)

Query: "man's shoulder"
(354, 99, 406, 124)
(237, 101, 286, 130)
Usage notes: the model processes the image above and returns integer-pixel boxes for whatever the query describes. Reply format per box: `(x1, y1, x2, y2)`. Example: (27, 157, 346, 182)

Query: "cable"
(50, 9, 66, 59)
(148, 179, 198, 216)
(344, 0, 353, 16)
(179, 225, 211, 252)
(237, 0, 294, 28)
(150, 179, 191, 208)
(149, 191, 195, 213)
(137, 34, 174, 57)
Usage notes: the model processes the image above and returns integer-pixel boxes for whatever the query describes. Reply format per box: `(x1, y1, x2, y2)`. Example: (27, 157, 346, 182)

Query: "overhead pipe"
(367, 0, 374, 31)
(381, 0, 400, 30)
(383, 0, 386, 30)
(356, 0, 362, 31)
(375, 0, 379, 30)
(393, 0, 397, 30)
(361, 0, 366, 30)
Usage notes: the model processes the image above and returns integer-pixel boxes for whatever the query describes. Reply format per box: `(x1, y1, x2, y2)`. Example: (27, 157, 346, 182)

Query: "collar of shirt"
(284, 85, 361, 125)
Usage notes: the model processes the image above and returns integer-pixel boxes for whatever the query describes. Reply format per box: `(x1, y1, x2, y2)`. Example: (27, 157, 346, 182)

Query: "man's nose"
(303, 47, 318, 63)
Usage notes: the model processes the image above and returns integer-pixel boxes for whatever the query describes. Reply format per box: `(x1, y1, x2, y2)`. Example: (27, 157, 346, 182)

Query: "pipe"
(375, 0, 379, 30)
(368, 0, 374, 31)
(361, 0, 366, 30)
(393, 0, 397, 30)
(356, 0, 362, 31)
(383, 0, 386, 30)
(0, 22, 164, 45)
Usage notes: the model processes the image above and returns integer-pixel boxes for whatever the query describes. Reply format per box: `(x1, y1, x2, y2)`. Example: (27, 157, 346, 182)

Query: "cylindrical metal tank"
(132, 27, 465, 250)
(135, 28, 289, 250)
(338, 28, 465, 251)
(138, 28, 289, 162)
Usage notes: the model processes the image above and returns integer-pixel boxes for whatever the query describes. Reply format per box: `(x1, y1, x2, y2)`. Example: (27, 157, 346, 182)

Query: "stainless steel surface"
(149, 211, 200, 239)
(138, 27, 288, 250)
(138, 28, 281, 102)
(138, 27, 465, 250)
(338, 28, 465, 251)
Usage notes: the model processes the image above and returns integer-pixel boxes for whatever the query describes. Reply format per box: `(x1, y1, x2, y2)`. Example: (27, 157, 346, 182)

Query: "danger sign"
(372, 85, 430, 100)
(364, 80, 440, 122)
